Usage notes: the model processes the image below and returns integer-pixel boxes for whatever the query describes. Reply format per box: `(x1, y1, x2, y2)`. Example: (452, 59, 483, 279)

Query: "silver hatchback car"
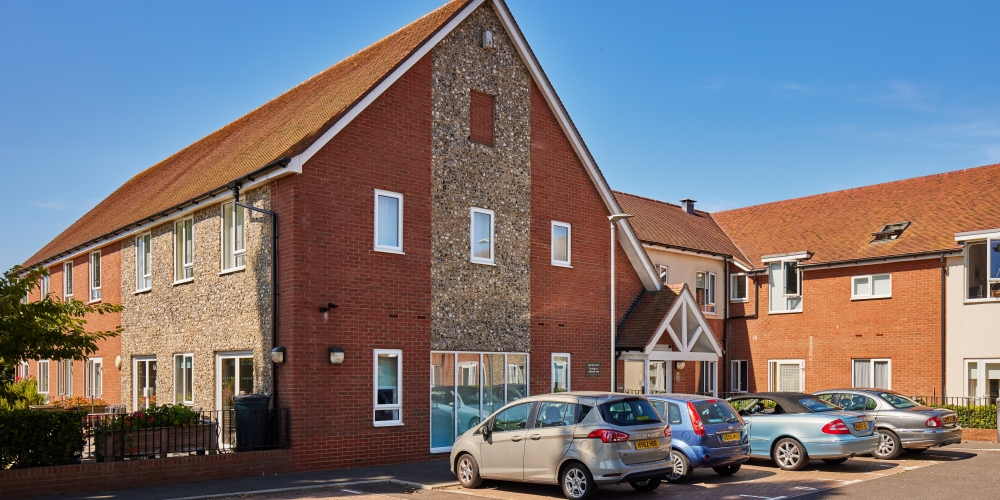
(450, 392, 673, 500)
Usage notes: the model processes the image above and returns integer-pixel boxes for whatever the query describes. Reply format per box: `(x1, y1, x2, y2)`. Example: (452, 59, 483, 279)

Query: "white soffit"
(761, 251, 812, 263)
(955, 228, 1000, 242)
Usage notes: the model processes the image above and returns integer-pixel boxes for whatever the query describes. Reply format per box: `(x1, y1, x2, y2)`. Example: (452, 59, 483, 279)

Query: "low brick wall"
(0, 449, 292, 499)
(962, 428, 998, 443)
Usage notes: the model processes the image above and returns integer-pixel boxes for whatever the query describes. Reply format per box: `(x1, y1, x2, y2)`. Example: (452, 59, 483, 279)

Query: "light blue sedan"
(727, 392, 878, 471)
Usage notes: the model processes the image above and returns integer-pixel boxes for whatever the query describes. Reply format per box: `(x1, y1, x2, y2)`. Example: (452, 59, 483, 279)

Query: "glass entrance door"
(217, 353, 254, 410)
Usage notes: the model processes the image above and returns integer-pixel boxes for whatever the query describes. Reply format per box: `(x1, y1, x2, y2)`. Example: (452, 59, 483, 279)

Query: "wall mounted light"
(674, 361, 686, 371)
(482, 30, 493, 49)
(319, 302, 338, 313)
(329, 347, 345, 364)
(270, 346, 286, 364)
(115, 356, 122, 370)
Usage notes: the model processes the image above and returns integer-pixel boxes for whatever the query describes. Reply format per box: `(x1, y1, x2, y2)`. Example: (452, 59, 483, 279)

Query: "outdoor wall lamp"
(319, 302, 338, 313)
(675, 361, 686, 371)
(329, 347, 345, 364)
(114, 356, 122, 370)
(270, 346, 286, 364)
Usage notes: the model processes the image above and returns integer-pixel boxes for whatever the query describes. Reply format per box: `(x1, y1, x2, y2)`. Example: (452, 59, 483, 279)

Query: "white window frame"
(174, 353, 194, 405)
(963, 239, 1000, 302)
(136, 232, 152, 292)
(730, 273, 748, 302)
(730, 359, 749, 393)
(85, 357, 102, 399)
(698, 360, 717, 396)
(37, 360, 50, 399)
(215, 351, 253, 410)
(550, 221, 572, 267)
(963, 359, 1000, 398)
(174, 218, 194, 283)
(17, 361, 29, 379)
(220, 202, 247, 272)
(767, 359, 805, 392)
(851, 358, 892, 389)
(374, 189, 404, 254)
(655, 264, 669, 285)
(374, 349, 403, 427)
(551, 353, 571, 392)
(63, 262, 73, 299)
(696, 272, 717, 314)
(40, 273, 50, 299)
(851, 273, 892, 300)
(57, 359, 73, 397)
(768, 260, 803, 314)
(469, 207, 495, 265)
(89, 251, 102, 302)
(133, 356, 157, 409)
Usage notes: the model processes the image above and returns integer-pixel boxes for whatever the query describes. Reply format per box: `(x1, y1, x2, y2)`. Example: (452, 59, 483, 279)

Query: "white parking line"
(792, 486, 818, 491)
(341, 490, 365, 495)
(739, 495, 787, 499)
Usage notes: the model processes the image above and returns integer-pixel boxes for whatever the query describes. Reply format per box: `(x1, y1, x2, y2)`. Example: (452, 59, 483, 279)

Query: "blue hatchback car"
(647, 394, 750, 483)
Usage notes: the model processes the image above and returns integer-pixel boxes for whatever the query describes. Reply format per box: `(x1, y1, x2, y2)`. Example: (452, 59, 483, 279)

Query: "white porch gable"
(643, 286, 722, 357)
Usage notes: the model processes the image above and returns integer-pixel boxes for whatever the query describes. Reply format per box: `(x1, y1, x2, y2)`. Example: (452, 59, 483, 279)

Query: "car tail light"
(822, 420, 851, 435)
(926, 417, 942, 428)
(687, 401, 705, 436)
(664, 425, 672, 438)
(587, 429, 629, 443)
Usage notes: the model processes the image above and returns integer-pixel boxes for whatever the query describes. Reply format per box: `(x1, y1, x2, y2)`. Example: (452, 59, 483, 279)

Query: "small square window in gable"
(470, 89, 494, 146)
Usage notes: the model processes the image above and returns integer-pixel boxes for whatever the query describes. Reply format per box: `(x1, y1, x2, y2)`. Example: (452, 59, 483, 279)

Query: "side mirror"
(481, 421, 492, 439)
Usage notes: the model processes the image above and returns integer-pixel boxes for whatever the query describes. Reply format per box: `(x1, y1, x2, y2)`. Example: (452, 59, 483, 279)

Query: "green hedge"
(0, 409, 87, 468)
(926, 403, 997, 429)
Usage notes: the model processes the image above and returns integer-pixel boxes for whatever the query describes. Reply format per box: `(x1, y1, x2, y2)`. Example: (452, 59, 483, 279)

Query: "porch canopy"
(617, 284, 723, 395)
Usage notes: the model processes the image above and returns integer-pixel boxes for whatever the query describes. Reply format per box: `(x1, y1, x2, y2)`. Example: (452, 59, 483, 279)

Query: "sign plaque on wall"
(585, 362, 602, 377)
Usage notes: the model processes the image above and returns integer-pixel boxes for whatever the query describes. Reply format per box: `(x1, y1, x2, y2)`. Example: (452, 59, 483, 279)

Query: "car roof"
(646, 393, 723, 402)
(728, 392, 823, 414)
(814, 388, 902, 395)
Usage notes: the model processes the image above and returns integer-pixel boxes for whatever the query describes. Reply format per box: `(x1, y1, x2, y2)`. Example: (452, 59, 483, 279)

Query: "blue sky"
(3, 0, 1000, 271)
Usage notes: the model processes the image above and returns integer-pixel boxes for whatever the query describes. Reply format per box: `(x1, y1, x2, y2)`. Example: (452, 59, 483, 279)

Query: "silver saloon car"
(814, 389, 962, 459)
(450, 392, 672, 500)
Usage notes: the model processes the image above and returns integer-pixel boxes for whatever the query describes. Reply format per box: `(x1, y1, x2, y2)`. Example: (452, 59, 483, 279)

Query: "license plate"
(634, 439, 659, 450)
(943, 416, 955, 424)
(854, 422, 870, 431)
(721, 432, 740, 443)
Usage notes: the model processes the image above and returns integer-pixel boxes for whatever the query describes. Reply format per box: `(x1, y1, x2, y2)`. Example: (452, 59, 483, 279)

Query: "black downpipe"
(232, 183, 280, 409)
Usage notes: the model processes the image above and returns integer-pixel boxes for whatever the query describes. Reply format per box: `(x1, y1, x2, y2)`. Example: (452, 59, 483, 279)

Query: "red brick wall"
(273, 53, 435, 473)
(528, 81, 645, 396)
(726, 259, 943, 395)
(0, 449, 291, 499)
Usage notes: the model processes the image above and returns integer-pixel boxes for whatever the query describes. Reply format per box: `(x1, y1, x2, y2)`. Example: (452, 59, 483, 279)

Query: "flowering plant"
(50, 396, 108, 408)
(94, 404, 201, 433)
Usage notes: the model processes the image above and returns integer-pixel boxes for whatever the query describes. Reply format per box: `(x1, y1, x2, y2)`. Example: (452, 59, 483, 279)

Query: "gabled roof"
(24, 0, 473, 268)
(614, 191, 750, 266)
(617, 284, 721, 358)
(712, 163, 1000, 267)
(617, 285, 684, 351)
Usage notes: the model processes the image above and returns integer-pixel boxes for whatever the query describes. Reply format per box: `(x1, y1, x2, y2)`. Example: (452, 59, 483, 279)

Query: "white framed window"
(37, 360, 50, 400)
(730, 273, 748, 302)
(85, 357, 102, 398)
(216, 352, 253, 410)
(136, 233, 152, 292)
(655, 264, 669, 285)
(17, 361, 29, 379)
(221, 202, 246, 271)
(174, 218, 194, 282)
(552, 353, 570, 392)
(374, 349, 403, 426)
(174, 354, 194, 405)
(731, 360, 749, 393)
(133, 357, 157, 409)
(57, 359, 73, 397)
(89, 251, 102, 302)
(40, 273, 50, 299)
(63, 262, 73, 299)
(768, 359, 804, 392)
(374, 190, 404, 254)
(470, 207, 495, 265)
(851, 273, 891, 300)
(768, 261, 803, 313)
(965, 239, 1000, 300)
(965, 359, 1000, 399)
(696, 272, 717, 314)
(852, 359, 891, 389)
(551, 221, 571, 267)
(698, 360, 717, 396)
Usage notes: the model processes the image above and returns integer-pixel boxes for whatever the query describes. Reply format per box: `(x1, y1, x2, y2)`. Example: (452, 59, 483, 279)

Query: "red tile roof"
(614, 192, 751, 266)
(617, 284, 685, 350)
(713, 163, 1000, 267)
(24, 0, 472, 268)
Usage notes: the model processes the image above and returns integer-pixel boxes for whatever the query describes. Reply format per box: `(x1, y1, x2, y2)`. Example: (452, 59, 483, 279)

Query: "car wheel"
(456, 454, 483, 489)
(664, 449, 693, 483)
(629, 477, 662, 492)
(773, 438, 809, 471)
(873, 429, 902, 460)
(712, 464, 741, 475)
(560, 462, 596, 500)
(905, 448, 929, 454)
(823, 458, 848, 465)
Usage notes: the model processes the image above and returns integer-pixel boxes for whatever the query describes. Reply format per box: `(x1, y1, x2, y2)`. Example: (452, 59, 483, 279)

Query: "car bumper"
(897, 426, 963, 449)
(591, 458, 672, 485)
(687, 444, 751, 468)
(801, 434, 878, 459)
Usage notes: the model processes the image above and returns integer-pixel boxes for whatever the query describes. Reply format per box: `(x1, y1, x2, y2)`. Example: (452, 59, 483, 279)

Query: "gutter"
(796, 248, 962, 271)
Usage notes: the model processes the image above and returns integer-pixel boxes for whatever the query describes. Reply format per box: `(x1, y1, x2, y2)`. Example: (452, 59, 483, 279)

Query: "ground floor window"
(697, 361, 717, 395)
(85, 358, 102, 398)
(174, 354, 194, 405)
(133, 357, 157, 409)
(57, 359, 73, 397)
(551, 353, 570, 393)
(17, 361, 29, 379)
(623, 360, 669, 395)
(217, 352, 253, 410)
(852, 359, 890, 389)
(37, 360, 50, 401)
(430, 351, 528, 452)
(768, 359, 804, 392)
(731, 360, 749, 393)
(966, 359, 1000, 400)
(375, 350, 402, 426)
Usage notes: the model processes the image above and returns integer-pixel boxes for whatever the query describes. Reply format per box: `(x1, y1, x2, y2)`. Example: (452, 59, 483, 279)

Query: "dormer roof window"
(871, 222, 910, 242)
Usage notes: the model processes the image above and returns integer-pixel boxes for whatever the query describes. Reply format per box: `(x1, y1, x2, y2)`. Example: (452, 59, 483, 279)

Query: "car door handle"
(511, 435, 523, 442)
(529, 434, 541, 440)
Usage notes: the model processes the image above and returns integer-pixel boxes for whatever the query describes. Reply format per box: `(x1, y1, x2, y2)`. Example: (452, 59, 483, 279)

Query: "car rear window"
(691, 400, 741, 424)
(599, 399, 662, 426)
(879, 393, 919, 409)
(798, 397, 840, 412)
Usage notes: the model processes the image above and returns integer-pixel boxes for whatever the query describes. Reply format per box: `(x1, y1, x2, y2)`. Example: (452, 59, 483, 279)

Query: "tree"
(0, 266, 122, 366)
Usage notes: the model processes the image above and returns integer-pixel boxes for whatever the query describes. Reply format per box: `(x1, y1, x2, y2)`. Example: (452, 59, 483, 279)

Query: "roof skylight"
(871, 222, 911, 242)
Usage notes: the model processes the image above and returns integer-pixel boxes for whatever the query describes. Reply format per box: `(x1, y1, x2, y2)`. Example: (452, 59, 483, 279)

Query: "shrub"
(0, 409, 87, 468)
(0, 377, 46, 410)
(50, 396, 108, 408)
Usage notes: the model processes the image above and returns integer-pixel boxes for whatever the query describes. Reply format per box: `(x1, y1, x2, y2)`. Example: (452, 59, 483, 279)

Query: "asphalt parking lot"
(220, 442, 1000, 500)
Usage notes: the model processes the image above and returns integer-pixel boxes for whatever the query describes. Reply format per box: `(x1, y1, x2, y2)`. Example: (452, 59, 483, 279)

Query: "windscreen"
(880, 393, 919, 409)
(691, 400, 741, 424)
(798, 397, 840, 412)
(599, 399, 663, 426)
